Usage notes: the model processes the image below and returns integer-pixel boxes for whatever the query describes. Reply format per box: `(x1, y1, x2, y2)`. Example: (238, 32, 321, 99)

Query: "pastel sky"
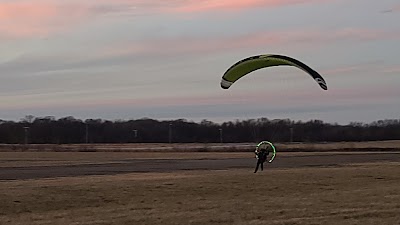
(1, 0, 399, 124)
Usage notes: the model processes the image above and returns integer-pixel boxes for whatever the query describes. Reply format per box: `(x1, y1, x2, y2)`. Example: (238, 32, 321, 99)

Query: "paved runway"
(1, 153, 399, 180)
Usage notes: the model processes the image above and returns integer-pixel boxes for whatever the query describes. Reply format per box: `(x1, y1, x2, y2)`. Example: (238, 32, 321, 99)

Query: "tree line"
(0, 115, 400, 144)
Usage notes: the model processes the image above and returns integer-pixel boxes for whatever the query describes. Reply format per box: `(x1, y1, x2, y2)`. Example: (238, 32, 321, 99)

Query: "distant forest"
(1, 115, 400, 144)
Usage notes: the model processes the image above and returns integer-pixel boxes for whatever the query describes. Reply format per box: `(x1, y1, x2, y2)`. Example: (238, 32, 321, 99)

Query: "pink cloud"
(322, 65, 363, 75)
(326, 63, 400, 75)
(0, 2, 92, 38)
(167, 0, 333, 13)
(84, 0, 335, 14)
(0, 0, 144, 39)
(383, 4, 400, 13)
(393, 4, 400, 12)
(6, 77, 398, 112)
(98, 28, 400, 59)
(321, 61, 384, 75)
(383, 65, 400, 73)
(3, 91, 244, 110)
(331, 28, 400, 41)
(32, 84, 398, 110)
(0, 2, 58, 37)
(0, 0, 338, 39)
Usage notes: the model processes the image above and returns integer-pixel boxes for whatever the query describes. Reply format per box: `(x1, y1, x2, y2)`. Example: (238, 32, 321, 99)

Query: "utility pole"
(85, 123, 89, 144)
(290, 127, 294, 143)
(133, 129, 138, 142)
(168, 123, 172, 143)
(23, 127, 30, 145)
(219, 128, 223, 143)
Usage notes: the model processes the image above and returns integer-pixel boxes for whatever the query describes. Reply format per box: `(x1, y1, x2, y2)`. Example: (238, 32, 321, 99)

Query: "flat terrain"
(0, 152, 399, 180)
(1, 142, 400, 224)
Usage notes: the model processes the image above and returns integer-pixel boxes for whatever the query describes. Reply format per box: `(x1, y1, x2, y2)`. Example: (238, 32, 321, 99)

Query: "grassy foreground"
(1, 163, 400, 225)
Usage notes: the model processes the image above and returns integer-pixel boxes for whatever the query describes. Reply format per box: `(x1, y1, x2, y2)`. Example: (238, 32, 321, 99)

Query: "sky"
(1, 0, 399, 124)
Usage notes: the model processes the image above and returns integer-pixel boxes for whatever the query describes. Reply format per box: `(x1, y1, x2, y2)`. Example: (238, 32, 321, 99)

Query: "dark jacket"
(256, 150, 268, 163)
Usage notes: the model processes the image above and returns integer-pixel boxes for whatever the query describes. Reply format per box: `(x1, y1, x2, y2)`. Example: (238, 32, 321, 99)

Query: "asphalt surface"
(1, 153, 400, 180)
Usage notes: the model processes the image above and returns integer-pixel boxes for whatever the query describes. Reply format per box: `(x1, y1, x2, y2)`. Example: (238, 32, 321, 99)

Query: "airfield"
(1, 141, 400, 224)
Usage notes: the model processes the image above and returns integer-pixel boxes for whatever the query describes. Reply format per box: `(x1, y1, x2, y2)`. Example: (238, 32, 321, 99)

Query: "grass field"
(1, 141, 399, 224)
(0, 151, 395, 168)
(0, 152, 250, 167)
(1, 161, 400, 224)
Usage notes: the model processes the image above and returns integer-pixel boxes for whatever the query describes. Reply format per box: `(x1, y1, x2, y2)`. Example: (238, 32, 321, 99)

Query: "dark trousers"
(254, 159, 265, 173)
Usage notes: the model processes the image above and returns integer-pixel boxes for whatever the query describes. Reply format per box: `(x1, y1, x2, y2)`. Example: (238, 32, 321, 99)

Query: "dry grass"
(0, 152, 251, 167)
(0, 151, 391, 168)
(280, 140, 400, 152)
(1, 163, 399, 225)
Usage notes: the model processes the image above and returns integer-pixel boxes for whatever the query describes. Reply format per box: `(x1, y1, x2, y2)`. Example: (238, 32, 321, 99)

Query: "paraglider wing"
(221, 54, 327, 90)
(255, 140, 276, 163)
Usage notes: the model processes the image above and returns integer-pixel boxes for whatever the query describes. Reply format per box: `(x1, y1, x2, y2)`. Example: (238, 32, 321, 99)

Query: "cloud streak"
(0, 2, 59, 38)
(167, 0, 334, 13)
(0, 0, 338, 39)
(2, 26, 398, 77)
(0, 1, 141, 39)
(382, 4, 400, 13)
(383, 65, 400, 73)
(320, 60, 385, 75)
(99, 28, 400, 59)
